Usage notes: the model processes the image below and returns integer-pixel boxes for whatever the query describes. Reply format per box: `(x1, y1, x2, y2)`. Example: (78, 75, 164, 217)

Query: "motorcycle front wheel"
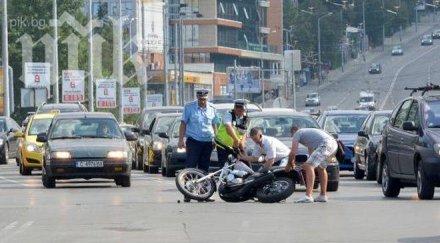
(256, 177, 295, 203)
(175, 168, 216, 201)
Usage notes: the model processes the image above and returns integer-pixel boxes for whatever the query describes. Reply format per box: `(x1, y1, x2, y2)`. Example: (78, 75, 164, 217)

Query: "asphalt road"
(294, 20, 440, 112)
(1, 159, 440, 243)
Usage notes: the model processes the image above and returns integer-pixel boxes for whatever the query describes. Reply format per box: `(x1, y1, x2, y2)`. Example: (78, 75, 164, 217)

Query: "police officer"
(178, 89, 219, 202)
(214, 99, 249, 167)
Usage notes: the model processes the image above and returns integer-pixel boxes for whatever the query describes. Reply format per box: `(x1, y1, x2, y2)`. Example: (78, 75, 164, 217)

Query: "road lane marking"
(0, 176, 19, 184)
(0, 221, 34, 243)
(380, 46, 439, 110)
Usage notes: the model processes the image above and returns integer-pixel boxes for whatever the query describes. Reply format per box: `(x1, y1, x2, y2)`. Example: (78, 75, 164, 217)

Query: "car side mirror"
(141, 129, 150, 135)
(36, 132, 48, 143)
(15, 130, 24, 138)
(124, 131, 138, 141)
(131, 127, 140, 133)
(158, 132, 169, 139)
(402, 121, 417, 131)
(357, 130, 369, 138)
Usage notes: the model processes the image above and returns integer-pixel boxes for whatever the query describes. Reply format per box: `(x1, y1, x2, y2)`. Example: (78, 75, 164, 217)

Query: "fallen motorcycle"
(175, 155, 306, 203)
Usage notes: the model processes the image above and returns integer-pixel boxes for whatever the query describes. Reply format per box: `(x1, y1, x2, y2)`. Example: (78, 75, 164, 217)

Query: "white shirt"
(251, 135, 290, 161)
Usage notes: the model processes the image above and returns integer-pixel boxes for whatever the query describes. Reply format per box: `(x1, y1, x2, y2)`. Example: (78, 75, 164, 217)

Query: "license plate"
(76, 161, 104, 168)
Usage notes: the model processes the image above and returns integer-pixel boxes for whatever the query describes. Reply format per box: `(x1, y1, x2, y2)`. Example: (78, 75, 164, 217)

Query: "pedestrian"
(238, 127, 290, 171)
(285, 127, 337, 203)
(214, 99, 249, 167)
(178, 89, 220, 202)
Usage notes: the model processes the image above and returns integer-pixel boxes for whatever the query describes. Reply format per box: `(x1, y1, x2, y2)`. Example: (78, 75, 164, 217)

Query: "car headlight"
(433, 144, 440, 156)
(25, 143, 41, 153)
(176, 147, 186, 153)
(354, 145, 363, 155)
(51, 151, 71, 159)
(107, 151, 128, 159)
(152, 141, 163, 150)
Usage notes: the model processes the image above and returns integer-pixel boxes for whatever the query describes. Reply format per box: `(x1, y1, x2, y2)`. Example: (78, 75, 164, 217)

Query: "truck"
(357, 91, 375, 110)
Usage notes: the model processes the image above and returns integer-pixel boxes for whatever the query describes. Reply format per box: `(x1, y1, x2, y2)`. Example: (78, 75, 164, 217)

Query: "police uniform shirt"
(181, 100, 220, 142)
(222, 111, 246, 134)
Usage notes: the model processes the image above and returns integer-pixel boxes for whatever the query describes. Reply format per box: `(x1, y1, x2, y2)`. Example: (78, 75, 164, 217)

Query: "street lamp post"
(88, 0, 94, 111)
(2, 0, 10, 116)
(53, 0, 59, 103)
(318, 12, 332, 85)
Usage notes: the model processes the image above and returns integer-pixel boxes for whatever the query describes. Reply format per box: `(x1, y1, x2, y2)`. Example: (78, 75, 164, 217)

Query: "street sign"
(122, 88, 140, 114)
(62, 70, 84, 102)
(146, 94, 163, 107)
(96, 79, 116, 108)
(24, 62, 51, 89)
(20, 88, 47, 108)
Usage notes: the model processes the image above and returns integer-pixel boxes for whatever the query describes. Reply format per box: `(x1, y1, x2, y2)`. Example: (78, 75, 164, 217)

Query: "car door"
(6, 118, 20, 156)
(386, 99, 412, 174)
(399, 101, 420, 175)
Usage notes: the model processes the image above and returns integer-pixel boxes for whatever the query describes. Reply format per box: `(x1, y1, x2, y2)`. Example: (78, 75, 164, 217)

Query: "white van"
(357, 91, 375, 110)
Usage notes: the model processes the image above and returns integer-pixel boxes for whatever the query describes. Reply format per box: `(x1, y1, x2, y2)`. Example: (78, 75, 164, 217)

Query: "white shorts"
(306, 139, 338, 169)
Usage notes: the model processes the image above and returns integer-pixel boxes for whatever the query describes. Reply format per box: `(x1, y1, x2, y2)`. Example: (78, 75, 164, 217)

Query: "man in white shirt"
(238, 127, 290, 170)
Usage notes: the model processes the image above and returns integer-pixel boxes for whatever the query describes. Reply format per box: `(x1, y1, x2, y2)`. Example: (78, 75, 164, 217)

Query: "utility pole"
(53, 0, 59, 103)
(141, 0, 148, 108)
(178, 13, 184, 105)
(2, 0, 10, 116)
(362, 0, 366, 62)
(88, 0, 94, 111)
(118, 0, 124, 122)
(163, 2, 169, 106)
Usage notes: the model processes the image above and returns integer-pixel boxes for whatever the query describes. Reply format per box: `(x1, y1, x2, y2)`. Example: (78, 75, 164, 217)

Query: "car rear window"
(249, 116, 319, 137)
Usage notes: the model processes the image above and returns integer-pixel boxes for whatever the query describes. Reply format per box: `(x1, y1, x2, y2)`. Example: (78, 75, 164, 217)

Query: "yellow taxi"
(16, 112, 57, 175)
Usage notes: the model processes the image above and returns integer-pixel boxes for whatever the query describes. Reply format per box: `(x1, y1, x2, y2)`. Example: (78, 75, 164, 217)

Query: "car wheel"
(136, 148, 143, 170)
(354, 160, 365, 180)
(142, 150, 148, 173)
(0, 145, 9, 164)
(19, 161, 31, 176)
(149, 166, 159, 174)
(165, 168, 175, 177)
(381, 158, 400, 197)
(114, 178, 122, 186)
(327, 181, 339, 192)
(120, 176, 131, 187)
(161, 166, 166, 176)
(42, 169, 55, 188)
(416, 162, 434, 200)
(366, 154, 377, 181)
(376, 158, 383, 184)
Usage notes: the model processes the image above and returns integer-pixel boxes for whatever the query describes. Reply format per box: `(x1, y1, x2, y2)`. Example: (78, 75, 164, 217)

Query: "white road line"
(0, 221, 34, 243)
(0, 176, 19, 184)
(380, 46, 439, 110)
(335, 93, 350, 108)
(0, 222, 18, 232)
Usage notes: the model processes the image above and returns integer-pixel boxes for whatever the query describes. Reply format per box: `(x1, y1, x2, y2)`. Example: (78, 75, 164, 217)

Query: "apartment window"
(219, 2, 225, 14)
(220, 86, 228, 96)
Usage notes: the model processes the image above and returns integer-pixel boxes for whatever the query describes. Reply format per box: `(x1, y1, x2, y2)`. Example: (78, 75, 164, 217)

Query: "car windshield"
(50, 118, 122, 139)
(323, 114, 368, 134)
(0, 119, 6, 132)
(249, 116, 318, 137)
(307, 93, 318, 98)
(360, 96, 373, 102)
(371, 115, 390, 135)
(154, 116, 178, 134)
(424, 101, 440, 128)
(28, 118, 52, 135)
(393, 46, 401, 50)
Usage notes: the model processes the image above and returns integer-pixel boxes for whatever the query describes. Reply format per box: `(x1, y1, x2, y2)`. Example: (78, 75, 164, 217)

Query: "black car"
(133, 106, 183, 170)
(142, 113, 181, 174)
(379, 85, 440, 199)
(37, 112, 137, 188)
(246, 108, 340, 191)
(353, 110, 392, 180)
(36, 102, 88, 114)
(158, 117, 185, 177)
(119, 123, 137, 169)
(368, 63, 382, 74)
(0, 116, 21, 164)
(317, 110, 370, 171)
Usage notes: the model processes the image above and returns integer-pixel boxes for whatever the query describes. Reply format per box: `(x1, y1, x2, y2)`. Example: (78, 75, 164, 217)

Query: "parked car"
(133, 106, 183, 170)
(245, 109, 340, 191)
(317, 110, 370, 171)
(421, 34, 433, 46)
(37, 112, 137, 188)
(119, 123, 137, 169)
(432, 29, 440, 39)
(158, 117, 185, 177)
(0, 117, 21, 164)
(16, 112, 58, 175)
(368, 63, 382, 74)
(305, 92, 320, 107)
(142, 113, 182, 174)
(353, 110, 392, 180)
(391, 45, 403, 56)
(379, 85, 440, 199)
(36, 102, 88, 114)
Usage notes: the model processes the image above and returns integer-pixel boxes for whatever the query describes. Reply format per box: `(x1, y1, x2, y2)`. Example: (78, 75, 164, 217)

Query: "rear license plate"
(76, 161, 104, 168)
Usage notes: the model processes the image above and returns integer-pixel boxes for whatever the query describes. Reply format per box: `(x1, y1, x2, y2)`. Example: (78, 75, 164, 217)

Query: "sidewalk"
(285, 15, 440, 110)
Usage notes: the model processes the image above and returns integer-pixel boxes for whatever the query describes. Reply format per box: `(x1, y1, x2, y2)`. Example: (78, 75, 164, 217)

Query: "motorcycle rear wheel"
(256, 177, 295, 203)
(175, 168, 216, 201)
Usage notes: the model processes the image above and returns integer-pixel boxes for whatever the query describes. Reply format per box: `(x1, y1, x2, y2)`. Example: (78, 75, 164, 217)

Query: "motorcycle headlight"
(152, 141, 163, 150)
(25, 143, 41, 153)
(434, 144, 440, 156)
(176, 147, 186, 153)
(51, 151, 71, 159)
(107, 151, 128, 159)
